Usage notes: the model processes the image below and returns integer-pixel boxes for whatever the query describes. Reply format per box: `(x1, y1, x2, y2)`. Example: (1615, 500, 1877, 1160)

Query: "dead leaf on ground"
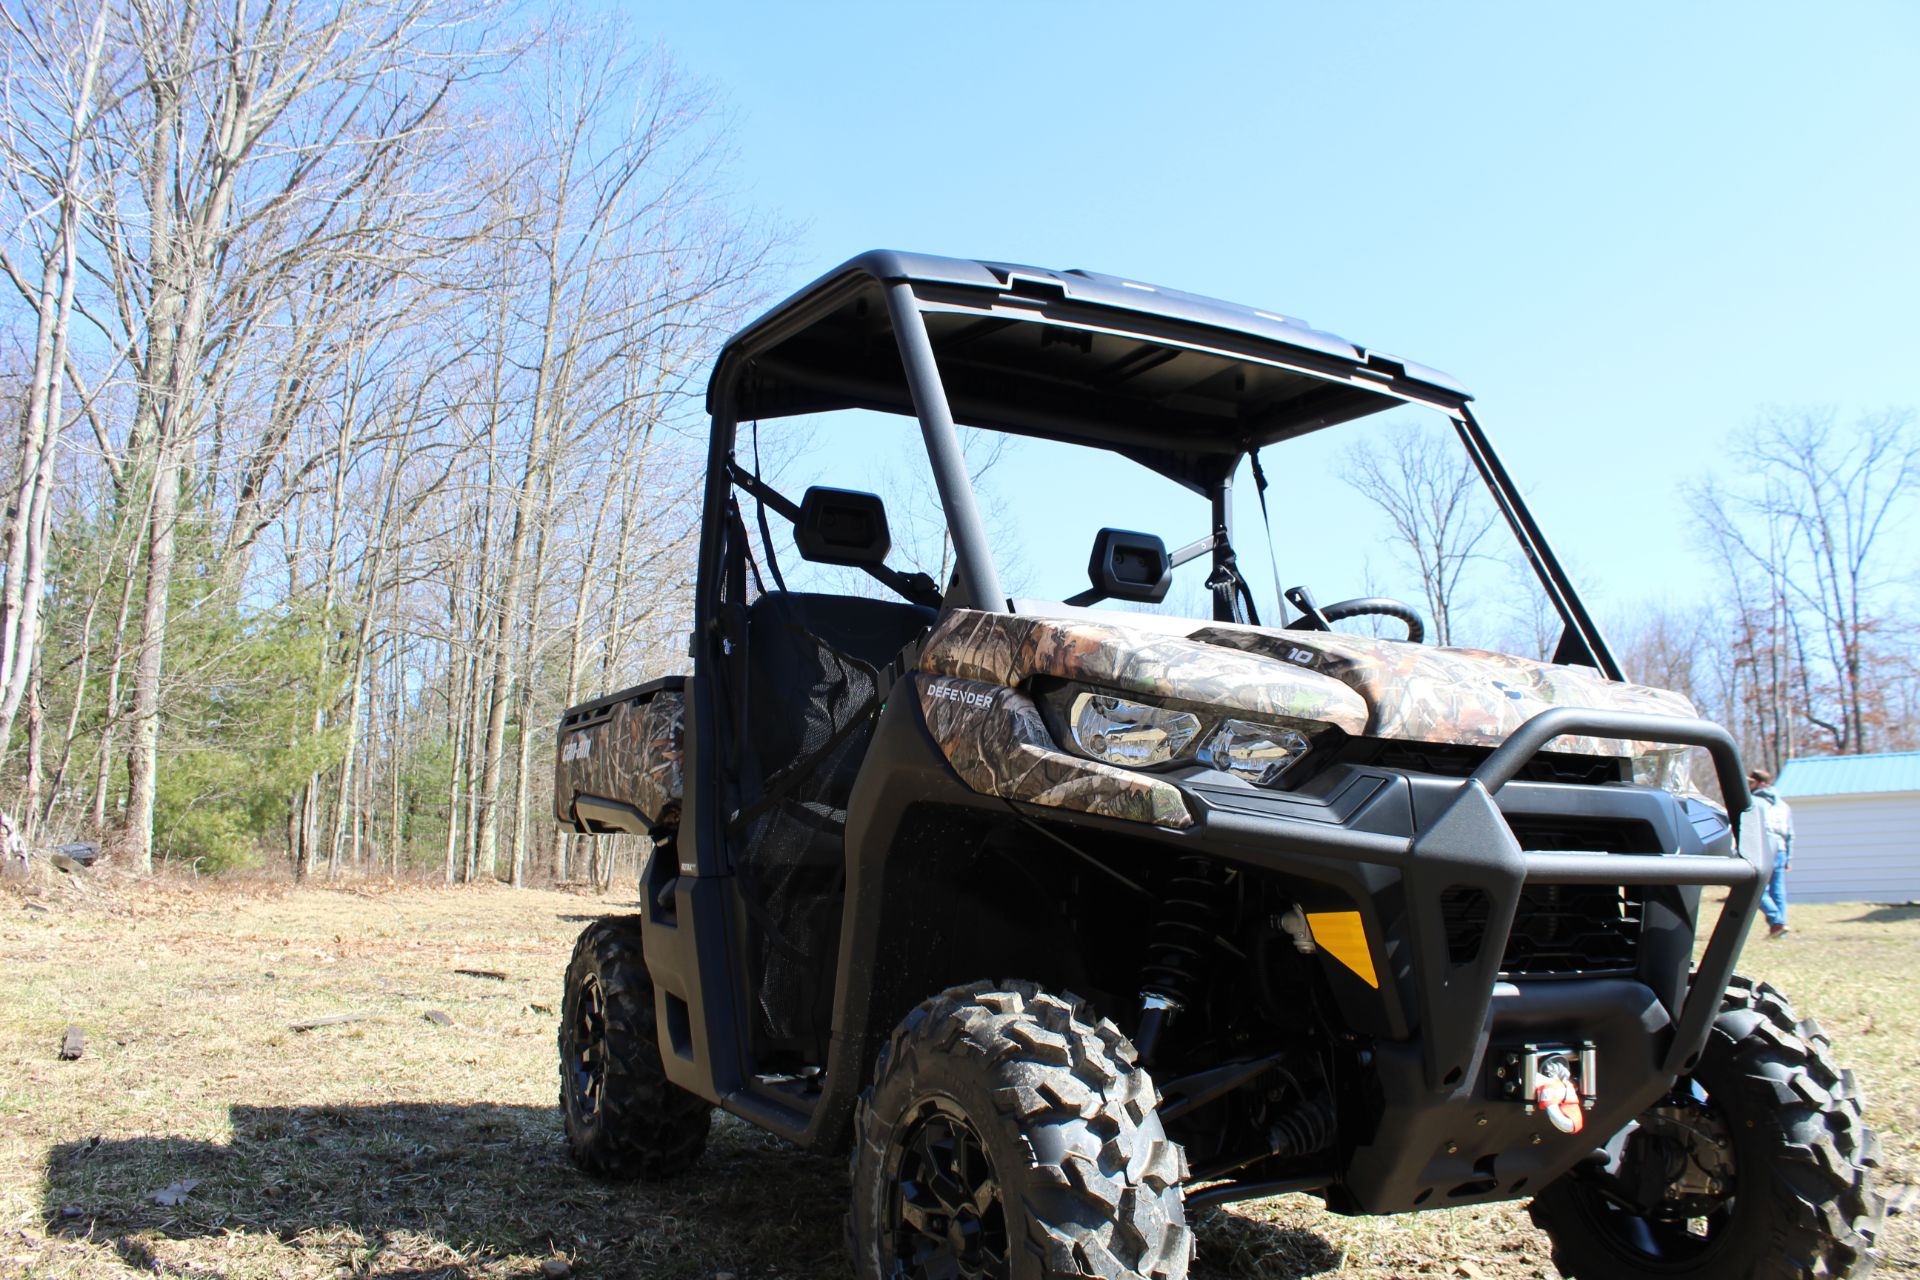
(150, 1178, 200, 1206)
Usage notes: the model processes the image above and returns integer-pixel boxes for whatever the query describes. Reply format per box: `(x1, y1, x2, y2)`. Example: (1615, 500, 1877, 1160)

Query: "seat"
(742, 591, 935, 783)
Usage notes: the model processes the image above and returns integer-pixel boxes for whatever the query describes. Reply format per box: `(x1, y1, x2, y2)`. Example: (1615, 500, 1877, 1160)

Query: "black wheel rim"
(1589, 1198, 1736, 1270)
(1576, 1083, 1739, 1269)
(885, 1096, 1009, 1280)
(568, 973, 608, 1124)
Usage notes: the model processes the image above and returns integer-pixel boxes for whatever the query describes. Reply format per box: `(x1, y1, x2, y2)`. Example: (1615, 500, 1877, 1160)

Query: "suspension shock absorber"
(1134, 855, 1230, 1065)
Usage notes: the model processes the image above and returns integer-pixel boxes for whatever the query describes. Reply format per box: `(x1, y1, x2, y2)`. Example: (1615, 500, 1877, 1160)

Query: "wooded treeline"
(1682, 408, 1920, 769)
(3, 4, 1913, 883)
(0, 0, 772, 880)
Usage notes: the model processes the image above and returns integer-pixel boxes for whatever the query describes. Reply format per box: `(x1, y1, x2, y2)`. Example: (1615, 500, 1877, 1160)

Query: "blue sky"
(640, 4, 1919, 628)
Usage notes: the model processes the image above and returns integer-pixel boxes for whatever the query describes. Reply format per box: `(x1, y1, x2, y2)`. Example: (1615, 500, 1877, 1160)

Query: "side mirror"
(1087, 528, 1171, 604)
(795, 486, 891, 568)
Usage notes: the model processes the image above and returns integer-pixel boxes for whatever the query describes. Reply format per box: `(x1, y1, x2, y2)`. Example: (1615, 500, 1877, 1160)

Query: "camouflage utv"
(552, 252, 1882, 1280)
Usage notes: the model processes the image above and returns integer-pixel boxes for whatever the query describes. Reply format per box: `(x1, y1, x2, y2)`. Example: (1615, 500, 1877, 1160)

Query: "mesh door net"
(730, 620, 881, 1051)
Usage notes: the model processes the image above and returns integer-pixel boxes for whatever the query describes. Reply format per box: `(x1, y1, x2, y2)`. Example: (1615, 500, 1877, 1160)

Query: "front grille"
(1501, 884, 1643, 977)
(1367, 741, 1626, 785)
(1436, 883, 1643, 975)
(1505, 814, 1663, 853)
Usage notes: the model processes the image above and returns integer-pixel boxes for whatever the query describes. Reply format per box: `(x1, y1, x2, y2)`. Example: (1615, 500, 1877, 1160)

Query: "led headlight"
(1632, 746, 1698, 793)
(1069, 692, 1203, 766)
(1203, 719, 1311, 786)
(1059, 689, 1317, 787)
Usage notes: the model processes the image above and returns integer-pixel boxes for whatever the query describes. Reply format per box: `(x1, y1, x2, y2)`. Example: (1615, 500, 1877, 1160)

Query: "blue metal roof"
(1776, 751, 1920, 798)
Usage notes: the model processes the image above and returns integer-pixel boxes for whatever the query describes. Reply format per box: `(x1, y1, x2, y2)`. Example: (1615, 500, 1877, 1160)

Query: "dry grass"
(2, 877, 1913, 1278)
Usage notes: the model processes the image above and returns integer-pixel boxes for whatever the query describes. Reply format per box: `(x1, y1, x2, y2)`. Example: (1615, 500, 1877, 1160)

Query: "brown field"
(2, 876, 1914, 1279)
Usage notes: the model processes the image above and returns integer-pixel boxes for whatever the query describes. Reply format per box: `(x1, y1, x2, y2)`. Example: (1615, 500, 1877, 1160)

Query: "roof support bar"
(1453, 406, 1622, 680)
(885, 282, 1005, 610)
(1209, 469, 1240, 623)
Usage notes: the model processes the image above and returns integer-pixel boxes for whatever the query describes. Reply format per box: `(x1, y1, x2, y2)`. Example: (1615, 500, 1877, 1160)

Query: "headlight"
(1205, 719, 1312, 786)
(1632, 746, 1698, 793)
(1058, 689, 1318, 788)
(1068, 692, 1203, 766)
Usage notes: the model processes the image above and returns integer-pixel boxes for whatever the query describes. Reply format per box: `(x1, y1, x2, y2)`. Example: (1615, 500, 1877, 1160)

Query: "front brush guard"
(1402, 708, 1761, 1096)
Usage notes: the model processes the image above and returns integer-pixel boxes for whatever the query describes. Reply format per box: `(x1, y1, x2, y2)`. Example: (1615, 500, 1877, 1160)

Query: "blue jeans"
(1760, 860, 1789, 928)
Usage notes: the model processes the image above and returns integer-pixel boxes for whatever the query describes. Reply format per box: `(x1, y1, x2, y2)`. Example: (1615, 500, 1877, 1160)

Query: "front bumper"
(1037, 705, 1764, 1214)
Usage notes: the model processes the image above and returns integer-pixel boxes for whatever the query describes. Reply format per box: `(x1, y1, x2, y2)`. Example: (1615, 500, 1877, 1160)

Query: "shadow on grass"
(1194, 1205, 1343, 1278)
(42, 1102, 850, 1280)
(41, 1102, 1342, 1279)
(1846, 904, 1920, 924)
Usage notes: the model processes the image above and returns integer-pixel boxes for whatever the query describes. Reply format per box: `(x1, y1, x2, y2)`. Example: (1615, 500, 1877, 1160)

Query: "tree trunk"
(124, 442, 181, 873)
(328, 610, 377, 876)
(0, 2, 108, 773)
(89, 505, 146, 831)
(23, 666, 45, 844)
(463, 650, 487, 881)
(442, 620, 467, 883)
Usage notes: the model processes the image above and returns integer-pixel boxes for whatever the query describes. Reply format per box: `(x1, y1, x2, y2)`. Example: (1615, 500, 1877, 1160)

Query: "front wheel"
(848, 980, 1192, 1280)
(1530, 976, 1884, 1279)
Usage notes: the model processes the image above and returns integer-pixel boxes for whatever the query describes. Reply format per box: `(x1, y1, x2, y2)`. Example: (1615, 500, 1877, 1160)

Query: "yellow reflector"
(1307, 910, 1378, 989)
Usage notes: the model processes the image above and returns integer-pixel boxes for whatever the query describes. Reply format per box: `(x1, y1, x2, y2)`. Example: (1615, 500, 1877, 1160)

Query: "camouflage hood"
(1184, 623, 1695, 754)
(921, 609, 1695, 757)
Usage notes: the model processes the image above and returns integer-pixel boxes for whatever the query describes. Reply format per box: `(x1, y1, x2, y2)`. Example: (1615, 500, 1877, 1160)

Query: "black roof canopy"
(709, 251, 1473, 491)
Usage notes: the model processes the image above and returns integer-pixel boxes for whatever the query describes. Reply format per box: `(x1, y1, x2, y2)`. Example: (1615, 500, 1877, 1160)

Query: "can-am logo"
(561, 735, 592, 763)
(928, 682, 996, 710)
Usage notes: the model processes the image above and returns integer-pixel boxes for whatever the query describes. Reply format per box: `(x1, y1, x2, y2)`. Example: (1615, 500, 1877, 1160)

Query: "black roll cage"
(701, 250, 1618, 676)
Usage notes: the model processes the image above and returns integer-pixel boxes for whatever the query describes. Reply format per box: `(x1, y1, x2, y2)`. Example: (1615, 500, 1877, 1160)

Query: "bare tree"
(81, 0, 494, 869)
(1693, 489, 1801, 771)
(1339, 425, 1496, 646)
(0, 0, 113, 771)
(2, 4, 771, 883)
(471, 30, 771, 882)
(1691, 408, 1918, 757)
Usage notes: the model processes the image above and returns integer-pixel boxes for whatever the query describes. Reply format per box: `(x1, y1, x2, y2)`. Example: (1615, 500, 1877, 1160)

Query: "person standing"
(1750, 768, 1796, 938)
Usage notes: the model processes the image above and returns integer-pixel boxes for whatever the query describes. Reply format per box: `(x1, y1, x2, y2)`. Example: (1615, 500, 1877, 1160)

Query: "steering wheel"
(1320, 597, 1427, 644)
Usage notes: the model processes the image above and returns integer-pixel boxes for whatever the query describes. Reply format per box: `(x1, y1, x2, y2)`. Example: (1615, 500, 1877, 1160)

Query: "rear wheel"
(558, 917, 712, 1179)
(848, 980, 1191, 1280)
(1530, 976, 1883, 1279)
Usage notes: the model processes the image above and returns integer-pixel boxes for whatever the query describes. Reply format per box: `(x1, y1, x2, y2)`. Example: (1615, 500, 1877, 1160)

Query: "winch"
(1491, 1043, 1598, 1134)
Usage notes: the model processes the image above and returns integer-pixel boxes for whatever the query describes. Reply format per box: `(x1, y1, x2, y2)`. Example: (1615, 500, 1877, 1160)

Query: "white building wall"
(1779, 791, 1920, 904)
